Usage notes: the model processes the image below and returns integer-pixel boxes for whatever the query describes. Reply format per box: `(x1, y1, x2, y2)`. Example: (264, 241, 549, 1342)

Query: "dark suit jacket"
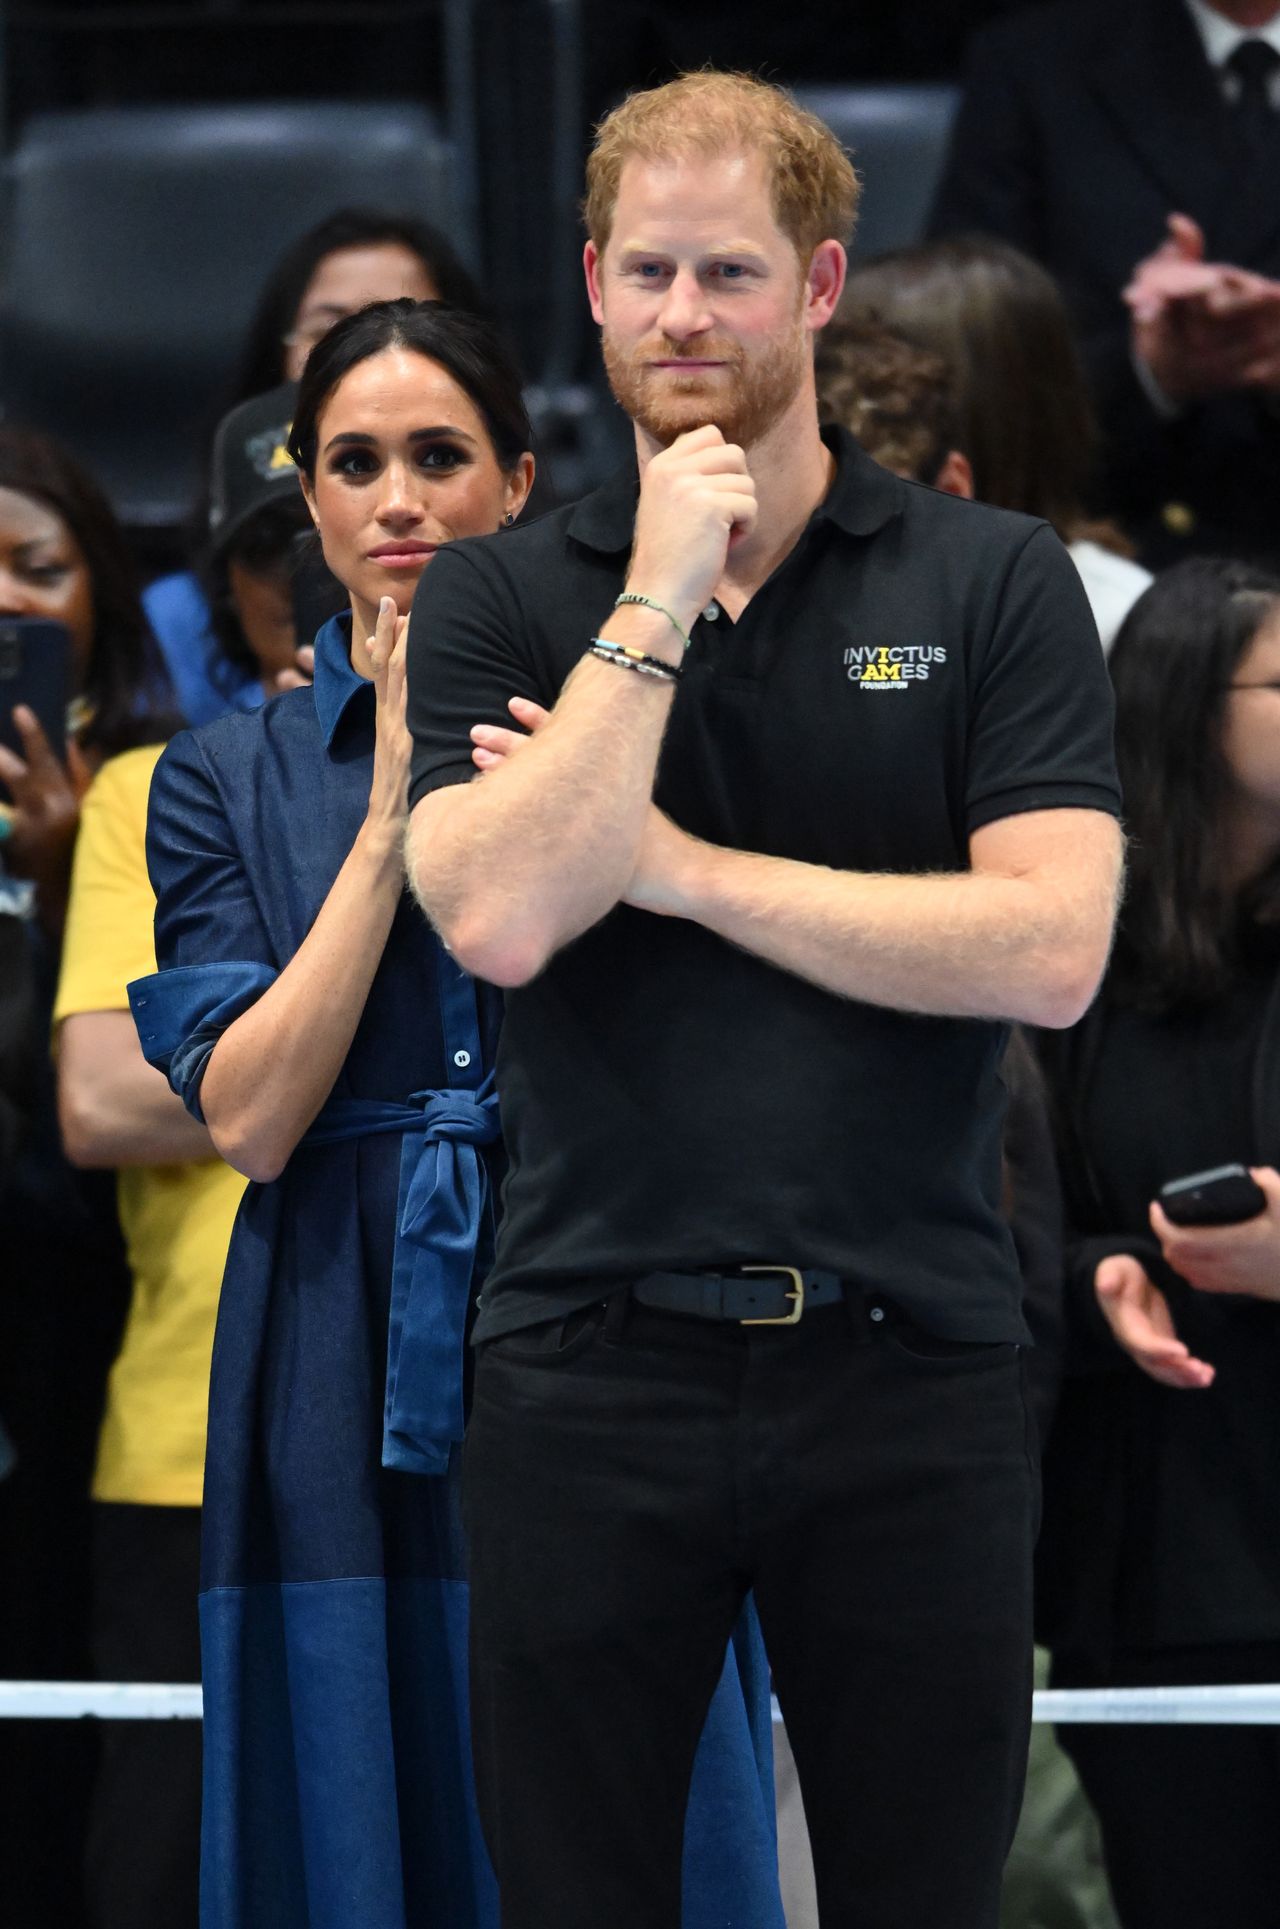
(930, 0, 1280, 567)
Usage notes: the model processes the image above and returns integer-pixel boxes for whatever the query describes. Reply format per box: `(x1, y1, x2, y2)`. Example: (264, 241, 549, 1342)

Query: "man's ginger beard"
(601, 299, 810, 450)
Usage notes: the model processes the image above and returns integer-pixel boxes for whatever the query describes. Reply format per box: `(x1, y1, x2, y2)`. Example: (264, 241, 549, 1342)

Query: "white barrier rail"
(4, 1681, 1280, 1725)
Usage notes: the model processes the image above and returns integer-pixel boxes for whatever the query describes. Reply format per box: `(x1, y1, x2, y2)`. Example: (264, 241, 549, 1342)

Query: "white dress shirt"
(1184, 0, 1280, 104)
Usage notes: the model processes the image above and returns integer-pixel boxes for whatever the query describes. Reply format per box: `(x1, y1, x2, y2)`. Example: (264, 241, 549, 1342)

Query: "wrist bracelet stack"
(586, 588, 691, 686)
(613, 591, 692, 654)
(587, 638, 682, 684)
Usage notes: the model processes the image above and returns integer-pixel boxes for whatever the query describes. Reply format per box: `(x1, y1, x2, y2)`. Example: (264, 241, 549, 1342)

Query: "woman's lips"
(367, 542, 439, 568)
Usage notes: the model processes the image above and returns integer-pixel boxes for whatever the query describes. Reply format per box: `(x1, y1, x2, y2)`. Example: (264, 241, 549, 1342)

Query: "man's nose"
(656, 269, 712, 340)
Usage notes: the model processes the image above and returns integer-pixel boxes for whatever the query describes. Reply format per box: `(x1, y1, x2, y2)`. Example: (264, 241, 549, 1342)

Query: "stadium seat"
(0, 104, 461, 528)
(792, 85, 959, 263)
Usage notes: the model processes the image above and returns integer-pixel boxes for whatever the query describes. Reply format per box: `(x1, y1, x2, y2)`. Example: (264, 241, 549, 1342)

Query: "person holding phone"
(130, 300, 783, 1929)
(1037, 557, 1280, 1929)
(0, 426, 178, 1927)
(0, 427, 174, 936)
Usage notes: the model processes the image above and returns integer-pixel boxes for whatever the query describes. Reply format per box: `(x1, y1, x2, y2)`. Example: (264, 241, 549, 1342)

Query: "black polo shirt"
(407, 426, 1121, 1343)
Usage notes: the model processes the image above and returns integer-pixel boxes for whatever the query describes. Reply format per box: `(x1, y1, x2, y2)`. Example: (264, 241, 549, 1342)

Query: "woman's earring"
(504, 511, 515, 526)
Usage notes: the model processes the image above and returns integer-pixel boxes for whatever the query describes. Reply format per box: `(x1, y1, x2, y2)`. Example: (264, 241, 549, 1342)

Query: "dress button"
(453, 1049, 471, 1069)
(869, 1306, 885, 1323)
(702, 600, 720, 621)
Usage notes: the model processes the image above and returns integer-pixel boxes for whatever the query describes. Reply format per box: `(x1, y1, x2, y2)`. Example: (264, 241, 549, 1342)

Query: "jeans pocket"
(480, 1303, 606, 1366)
(881, 1327, 1019, 1377)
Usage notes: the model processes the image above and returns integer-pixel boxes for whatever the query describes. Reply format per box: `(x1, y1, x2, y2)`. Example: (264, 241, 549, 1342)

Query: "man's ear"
(584, 240, 605, 326)
(932, 450, 975, 500)
(805, 240, 846, 332)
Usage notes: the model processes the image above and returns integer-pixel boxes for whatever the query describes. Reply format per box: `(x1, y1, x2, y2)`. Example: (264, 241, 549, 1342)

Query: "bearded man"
(405, 71, 1124, 1929)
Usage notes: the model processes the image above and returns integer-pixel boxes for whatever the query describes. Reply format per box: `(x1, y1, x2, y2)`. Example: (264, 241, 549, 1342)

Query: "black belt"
(631, 1266, 843, 1326)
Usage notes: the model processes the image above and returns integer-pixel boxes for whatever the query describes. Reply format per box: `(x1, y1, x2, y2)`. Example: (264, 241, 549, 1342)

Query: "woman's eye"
(23, 562, 69, 584)
(333, 450, 378, 479)
(419, 446, 465, 471)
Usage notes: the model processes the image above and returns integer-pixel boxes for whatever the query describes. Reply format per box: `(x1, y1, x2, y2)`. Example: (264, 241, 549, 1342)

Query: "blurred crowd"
(3, 3, 1280, 1926)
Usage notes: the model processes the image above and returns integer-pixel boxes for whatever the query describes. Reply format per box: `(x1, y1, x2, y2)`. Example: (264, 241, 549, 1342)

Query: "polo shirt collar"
(565, 422, 902, 555)
(312, 609, 373, 749)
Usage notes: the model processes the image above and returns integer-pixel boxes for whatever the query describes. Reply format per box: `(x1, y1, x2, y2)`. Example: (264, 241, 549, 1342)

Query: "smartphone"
(1159, 1163, 1267, 1227)
(0, 618, 71, 795)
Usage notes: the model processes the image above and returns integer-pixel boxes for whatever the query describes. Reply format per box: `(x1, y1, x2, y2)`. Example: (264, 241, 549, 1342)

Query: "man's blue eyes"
(634, 264, 748, 279)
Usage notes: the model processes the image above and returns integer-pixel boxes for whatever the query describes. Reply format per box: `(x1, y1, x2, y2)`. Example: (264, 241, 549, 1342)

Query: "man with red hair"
(407, 71, 1123, 1929)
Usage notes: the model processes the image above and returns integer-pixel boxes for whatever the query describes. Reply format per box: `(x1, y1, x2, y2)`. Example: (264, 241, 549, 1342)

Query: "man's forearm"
(409, 619, 678, 986)
(646, 812, 1122, 1028)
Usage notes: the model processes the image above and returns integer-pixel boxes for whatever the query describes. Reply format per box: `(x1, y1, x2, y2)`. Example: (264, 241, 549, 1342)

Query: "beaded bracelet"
(587, 638, 681, 684)
(614, 591, 692, 653)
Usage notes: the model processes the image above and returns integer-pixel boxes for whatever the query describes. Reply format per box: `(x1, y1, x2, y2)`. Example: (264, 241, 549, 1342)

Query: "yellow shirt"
(54, 743, 246, 1505)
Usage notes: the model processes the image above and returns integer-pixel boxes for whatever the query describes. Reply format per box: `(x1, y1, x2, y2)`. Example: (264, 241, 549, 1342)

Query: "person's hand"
(1149, 1168, 1280, 1299)
(270, 643, 315, 693)
(1126, 215, 1280, 398)
(626, 426, 757, 644)
(469, 695, 550, 773)
(1094, 1253, 1215, 1389)
(0, 705, 92, 928)
(622, 808, 704, 917)
(363, 598, 411, 841)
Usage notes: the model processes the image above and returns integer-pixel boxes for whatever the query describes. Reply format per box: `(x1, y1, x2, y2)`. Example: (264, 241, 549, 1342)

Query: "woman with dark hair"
(842, 236, 1152, 651)
(1038, 557, 1280, 1929)
(129, 300, 783, 1929)
(234, 205, 486, 399)
(146, 208, 485, 727)
(0, 426, 175, 932)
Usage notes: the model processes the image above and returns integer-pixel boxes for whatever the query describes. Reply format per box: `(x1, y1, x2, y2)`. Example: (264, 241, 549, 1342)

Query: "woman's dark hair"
(1109, 555, 1280, 1012)
(288, 299, 532, 479)
(231, 208, 487, 405)
(0, 427, 176, 757)
(842, 236, 1124, 550)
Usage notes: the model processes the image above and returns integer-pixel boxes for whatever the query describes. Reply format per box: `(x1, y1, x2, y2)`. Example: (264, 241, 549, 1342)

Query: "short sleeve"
(406, 540, 551, 812)
(128, 729, 278, 1118)
(54, 744, 163, 1024)
(965, 522, 1122, 836)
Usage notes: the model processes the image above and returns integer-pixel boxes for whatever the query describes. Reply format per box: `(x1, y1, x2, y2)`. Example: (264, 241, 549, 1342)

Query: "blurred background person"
(930, 0, 1280, 569)
(1038, 557, 1280, 1929)
(144, 209, 485, 722)
(0, 427, 175, 1928)
(0, 428, 176, 934)
(814, 317, 974, 497)
(817, 309, 1123, 1929)
(840, 237, 1152, 652)
(158, 384, 313, 727)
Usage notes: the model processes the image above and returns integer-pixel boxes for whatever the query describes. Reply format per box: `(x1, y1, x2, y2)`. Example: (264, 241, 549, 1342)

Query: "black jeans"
(84, 1501, 202, 1929)
(1059, 1643, 1280, 1929)
(463, 1291, 1039, 1929)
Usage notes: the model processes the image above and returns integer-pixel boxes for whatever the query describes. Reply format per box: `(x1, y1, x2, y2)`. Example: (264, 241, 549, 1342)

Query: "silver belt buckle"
(739, 1265, 805, 1326)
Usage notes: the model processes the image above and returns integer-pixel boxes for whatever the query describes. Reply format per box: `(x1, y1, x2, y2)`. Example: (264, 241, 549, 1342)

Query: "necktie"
(1227, 39, 1280, 155)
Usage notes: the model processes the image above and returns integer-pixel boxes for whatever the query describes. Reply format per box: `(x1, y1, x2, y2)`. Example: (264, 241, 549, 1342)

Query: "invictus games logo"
(845, 645, 947, 690)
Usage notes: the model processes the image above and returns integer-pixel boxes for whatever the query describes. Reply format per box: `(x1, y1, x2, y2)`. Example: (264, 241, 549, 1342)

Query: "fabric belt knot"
(301, 1075, 500, 1475)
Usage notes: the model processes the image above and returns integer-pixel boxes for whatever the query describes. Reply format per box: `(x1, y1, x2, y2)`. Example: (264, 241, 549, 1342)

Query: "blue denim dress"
(130, 613, 783, 1929)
